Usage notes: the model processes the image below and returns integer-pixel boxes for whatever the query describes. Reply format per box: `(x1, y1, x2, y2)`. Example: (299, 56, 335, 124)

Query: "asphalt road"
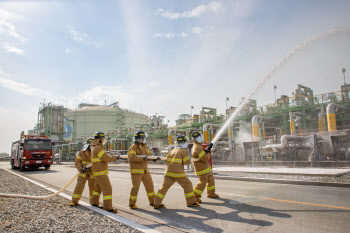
(1, 161, 350, 233)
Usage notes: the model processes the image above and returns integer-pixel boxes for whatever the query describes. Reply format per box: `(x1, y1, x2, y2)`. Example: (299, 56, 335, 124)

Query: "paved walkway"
(61, 161, 350, 176)
(213, 167, 350, 176)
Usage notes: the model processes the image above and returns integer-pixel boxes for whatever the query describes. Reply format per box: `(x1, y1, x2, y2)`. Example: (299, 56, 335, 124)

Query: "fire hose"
(118, 154, 200, 162)
(0, 163, 92, 199)
(0, 155, 200, 199)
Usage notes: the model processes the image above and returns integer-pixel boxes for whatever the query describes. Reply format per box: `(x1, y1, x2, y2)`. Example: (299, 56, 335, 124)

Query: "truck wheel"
(20, 160, 25, 171)
(45, 166, 50, 170)
(11, 160, 15, 170)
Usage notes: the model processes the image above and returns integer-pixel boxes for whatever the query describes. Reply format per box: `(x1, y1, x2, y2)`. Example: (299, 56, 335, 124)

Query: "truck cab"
(11, 135, 54, 171)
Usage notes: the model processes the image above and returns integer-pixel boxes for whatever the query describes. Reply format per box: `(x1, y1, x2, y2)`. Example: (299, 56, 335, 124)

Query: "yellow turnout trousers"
(155, 176, 195, 206)
(71, 174, 94, 204)
(129, 172, 155, 206)
(91, 175, 113, 210)
(194, 172, 216, 199)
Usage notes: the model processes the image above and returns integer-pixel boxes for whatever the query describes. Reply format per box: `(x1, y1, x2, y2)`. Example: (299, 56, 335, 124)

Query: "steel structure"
(35, 103, 75, 142)
(169, 84, 350, 163)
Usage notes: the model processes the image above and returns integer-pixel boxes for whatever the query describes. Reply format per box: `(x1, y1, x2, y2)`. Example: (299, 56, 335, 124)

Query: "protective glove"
(204, 143, 213, 154)
(153, 157, 161, 162)
(143, 155, 148, 161)
(80, 166, 88, 173)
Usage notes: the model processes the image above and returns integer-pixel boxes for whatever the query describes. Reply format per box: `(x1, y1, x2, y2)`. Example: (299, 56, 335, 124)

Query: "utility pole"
(274, 85, 277, 104)
(191, 106, 194, 116)
(342, 68, 346, 85)
(226, 97, 229, 109)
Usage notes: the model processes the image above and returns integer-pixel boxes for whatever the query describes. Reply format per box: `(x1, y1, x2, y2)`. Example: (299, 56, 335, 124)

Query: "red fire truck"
(11, 135, 53, 171)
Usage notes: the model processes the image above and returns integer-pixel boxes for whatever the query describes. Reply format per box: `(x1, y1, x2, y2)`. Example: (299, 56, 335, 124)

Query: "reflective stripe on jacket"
(75, 150, 93, 177)
(192, 141, 211, 176)
(128, 143, 151, 174)
(164, 148, 190, 178)
(91, 144, 117, 177)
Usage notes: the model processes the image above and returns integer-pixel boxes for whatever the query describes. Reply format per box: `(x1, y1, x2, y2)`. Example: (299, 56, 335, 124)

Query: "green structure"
(170, 84, 350, 163)
(35, 103, 74, 143)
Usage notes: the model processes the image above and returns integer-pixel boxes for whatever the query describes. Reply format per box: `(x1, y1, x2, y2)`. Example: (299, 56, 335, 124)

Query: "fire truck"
(11, 135, 54, 171)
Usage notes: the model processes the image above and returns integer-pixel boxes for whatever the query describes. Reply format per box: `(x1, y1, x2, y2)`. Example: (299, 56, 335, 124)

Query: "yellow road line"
(219, 192, 350, 210)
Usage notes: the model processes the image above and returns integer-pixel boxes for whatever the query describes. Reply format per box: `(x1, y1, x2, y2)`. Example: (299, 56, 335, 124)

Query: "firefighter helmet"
(192, 131, 203, 143)
(192, 131, 201, 139)
(134, 131, 148, 144)
(176, 135, 187, 143)
(83, 137, 93, 151)
(86, 137, 93, 144)
(93, 132, 105, 140)
(134, 131, 147, 139)
(176, 135, 188, 148)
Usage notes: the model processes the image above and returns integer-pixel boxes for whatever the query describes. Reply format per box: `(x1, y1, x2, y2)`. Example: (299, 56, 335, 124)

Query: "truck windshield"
(24, 140, 51, 150)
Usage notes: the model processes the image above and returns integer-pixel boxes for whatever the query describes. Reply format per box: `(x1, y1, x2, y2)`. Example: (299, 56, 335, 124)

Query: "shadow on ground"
(139, 197, 292, 232)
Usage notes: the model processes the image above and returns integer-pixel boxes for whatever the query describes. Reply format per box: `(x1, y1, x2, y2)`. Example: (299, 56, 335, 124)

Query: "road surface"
(1, 161, 349, 233)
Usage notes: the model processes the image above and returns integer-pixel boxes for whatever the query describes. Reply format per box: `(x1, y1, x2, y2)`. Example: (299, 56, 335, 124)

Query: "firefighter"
(69, 137, 94, 206)
(90, 132, 119, 213)
(127, 131, 155, 209)
(154, 135, 199, 209)
(191, 131, 219, 203)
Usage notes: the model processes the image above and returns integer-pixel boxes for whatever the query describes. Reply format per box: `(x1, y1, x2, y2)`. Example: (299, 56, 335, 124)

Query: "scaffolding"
(36, 103, 75, 142)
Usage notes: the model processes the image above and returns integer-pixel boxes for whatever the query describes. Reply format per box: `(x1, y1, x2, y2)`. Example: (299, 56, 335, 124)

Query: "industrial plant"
(27, 83, 350, 164)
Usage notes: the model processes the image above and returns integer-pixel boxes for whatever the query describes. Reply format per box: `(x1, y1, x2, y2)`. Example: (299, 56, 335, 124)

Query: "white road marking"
(4, 169, 160, 233)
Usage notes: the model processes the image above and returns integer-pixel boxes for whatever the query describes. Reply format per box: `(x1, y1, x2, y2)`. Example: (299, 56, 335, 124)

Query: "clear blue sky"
(1, 0, 350, 153)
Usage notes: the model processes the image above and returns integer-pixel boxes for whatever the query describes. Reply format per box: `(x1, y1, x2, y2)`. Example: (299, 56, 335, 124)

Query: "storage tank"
(64, 103, 149, 140)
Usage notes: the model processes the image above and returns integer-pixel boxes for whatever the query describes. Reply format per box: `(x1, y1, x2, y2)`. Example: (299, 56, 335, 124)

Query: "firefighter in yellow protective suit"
(191, 131, 219, 203)
(128, 131, 155, 209)
(69, 137, 94, 206)
(90, 132, 119, 213)
(154, 135, 199, 209)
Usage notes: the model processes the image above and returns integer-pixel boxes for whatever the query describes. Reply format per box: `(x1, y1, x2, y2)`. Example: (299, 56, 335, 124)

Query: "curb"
(213, 170, 350, 177)
(3, 168, 160, 233)
(108, 168, 350, 188)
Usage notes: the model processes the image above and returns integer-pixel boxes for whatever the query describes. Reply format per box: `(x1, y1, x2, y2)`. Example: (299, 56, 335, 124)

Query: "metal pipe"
(167, 129, 186, 145)
(289, 112, 295, 135)
(264, 135, 307, 150)
(318, 111, 325, 132)
(168, 129, 175, 145)
(289, 112, 308, 134)
(294, 143, 312, 149)
(203, 123, 221, 142)
(327, 103, 350, 132)
(251, 115, 273, 138)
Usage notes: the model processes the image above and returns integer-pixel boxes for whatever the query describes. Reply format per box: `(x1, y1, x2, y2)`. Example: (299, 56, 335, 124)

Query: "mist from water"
(212, 28, 350, 145)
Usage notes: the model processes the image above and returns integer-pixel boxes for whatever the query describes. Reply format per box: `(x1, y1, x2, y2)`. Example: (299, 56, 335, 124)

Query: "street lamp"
(226, 97, 229, 109)
(191, 106, 194, 117)
(342, 68, 346, 85)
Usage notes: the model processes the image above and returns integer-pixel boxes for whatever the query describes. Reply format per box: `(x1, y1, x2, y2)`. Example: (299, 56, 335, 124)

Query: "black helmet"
(83, 137, 93, 151)
(85, 137, 93, 144)
(134, 131, 146, 139)
(176, 135, 187, 143)
(93, 132, 105, 139)
(192, 131, 201, 139)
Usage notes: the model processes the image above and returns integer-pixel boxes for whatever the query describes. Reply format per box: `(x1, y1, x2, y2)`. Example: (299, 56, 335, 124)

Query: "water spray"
(211, 28, 350, 146)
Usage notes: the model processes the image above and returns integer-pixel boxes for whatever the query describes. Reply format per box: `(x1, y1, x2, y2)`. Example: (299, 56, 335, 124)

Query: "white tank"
(64, 105, 149, 140)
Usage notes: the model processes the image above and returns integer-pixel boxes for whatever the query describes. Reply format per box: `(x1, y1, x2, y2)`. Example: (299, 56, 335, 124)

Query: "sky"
(0, 0, 350, 153)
